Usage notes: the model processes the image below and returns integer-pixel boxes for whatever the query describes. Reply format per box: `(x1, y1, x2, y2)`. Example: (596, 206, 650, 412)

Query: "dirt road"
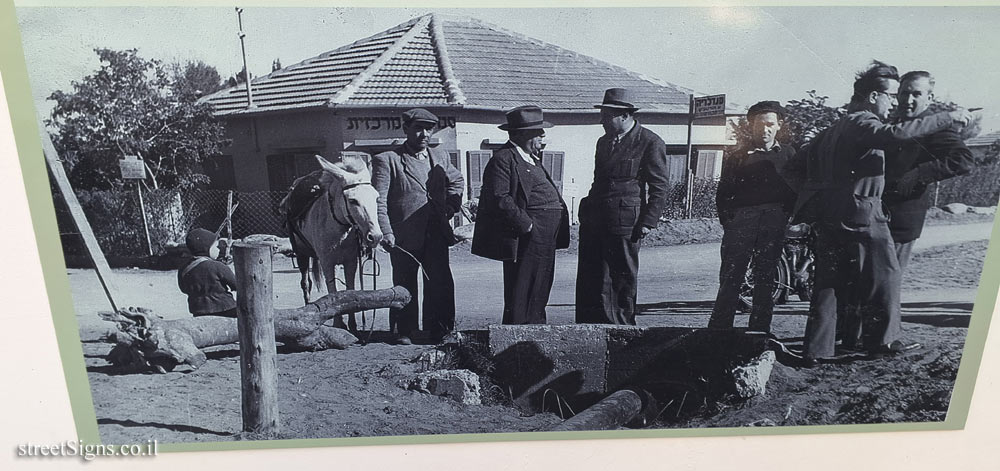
(72, 222, 995, 338)
(67, 220, 994, 444)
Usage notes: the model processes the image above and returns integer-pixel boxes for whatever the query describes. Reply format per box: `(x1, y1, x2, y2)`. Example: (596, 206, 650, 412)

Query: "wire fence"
(53, 188, 288, 258)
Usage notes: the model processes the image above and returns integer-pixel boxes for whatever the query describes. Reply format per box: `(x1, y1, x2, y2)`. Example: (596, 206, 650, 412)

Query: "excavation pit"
(446, 325, 771, 425)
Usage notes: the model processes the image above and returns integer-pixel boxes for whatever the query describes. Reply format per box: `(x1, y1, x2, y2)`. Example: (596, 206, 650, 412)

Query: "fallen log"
(101, 287, 410, 373)
(548, 389, 644, 432)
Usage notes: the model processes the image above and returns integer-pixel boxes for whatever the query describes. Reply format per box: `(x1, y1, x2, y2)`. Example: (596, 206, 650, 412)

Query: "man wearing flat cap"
(472, 105, 570, 324)
(708, 100, 797, 332)
(372, 108, 465, 344)
(575, 88, 669, 325)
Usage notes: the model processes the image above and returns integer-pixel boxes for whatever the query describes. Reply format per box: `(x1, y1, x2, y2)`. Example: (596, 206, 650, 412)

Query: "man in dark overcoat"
(575, 88, 670, 325)
(471, 105, 570, 324)
(372, 108, 464, 344)
(792, 62, 973, 363)
(708, 101, 797, 332)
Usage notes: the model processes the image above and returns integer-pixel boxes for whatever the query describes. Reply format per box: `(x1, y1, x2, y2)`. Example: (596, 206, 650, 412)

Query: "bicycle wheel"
(738, 254, 789, 312)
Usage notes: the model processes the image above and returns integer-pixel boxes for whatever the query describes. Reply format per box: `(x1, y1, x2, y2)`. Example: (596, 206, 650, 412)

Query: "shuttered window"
(541, 151, 565, 193)
(466, 150, 493, 199)
(696, 150, 724, 180)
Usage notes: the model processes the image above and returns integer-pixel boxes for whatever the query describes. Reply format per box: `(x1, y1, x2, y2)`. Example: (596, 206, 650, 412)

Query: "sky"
(14, 4, 1000, 133)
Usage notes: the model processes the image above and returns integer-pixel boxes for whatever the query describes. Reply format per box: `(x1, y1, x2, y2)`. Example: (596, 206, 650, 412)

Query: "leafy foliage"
(47, 48, 229, 190)
(170, 60, 225, 102)
(729, 90, 847, 152)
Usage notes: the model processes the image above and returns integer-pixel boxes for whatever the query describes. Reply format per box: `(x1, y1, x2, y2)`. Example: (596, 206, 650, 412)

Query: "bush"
(934, 162, 1000, 208)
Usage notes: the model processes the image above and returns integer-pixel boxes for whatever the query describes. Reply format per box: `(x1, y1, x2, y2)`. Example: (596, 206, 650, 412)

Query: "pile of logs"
(101, 287, 410, 373)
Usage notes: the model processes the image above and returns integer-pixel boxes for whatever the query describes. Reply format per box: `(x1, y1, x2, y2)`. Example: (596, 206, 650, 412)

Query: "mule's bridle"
(331, 181, 375, 229)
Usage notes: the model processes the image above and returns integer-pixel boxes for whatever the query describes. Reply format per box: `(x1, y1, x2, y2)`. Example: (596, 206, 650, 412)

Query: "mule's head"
(316, 154, 383, 249)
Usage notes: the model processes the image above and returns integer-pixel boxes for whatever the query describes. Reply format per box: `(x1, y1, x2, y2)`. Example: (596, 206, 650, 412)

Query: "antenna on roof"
(235, 7, 255, 108)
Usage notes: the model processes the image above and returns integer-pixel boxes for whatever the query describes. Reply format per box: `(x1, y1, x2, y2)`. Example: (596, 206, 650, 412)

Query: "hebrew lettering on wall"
(345, 116, 458, 132)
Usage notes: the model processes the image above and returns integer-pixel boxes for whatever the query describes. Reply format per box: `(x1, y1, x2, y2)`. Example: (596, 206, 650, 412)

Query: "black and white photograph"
(10, 3, 1000, 446)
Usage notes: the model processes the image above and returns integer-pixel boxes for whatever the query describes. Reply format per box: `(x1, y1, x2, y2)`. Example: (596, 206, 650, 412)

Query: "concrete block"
(943, 202, 969, 214)
(487, 325, 769, 412)
(606, 328, 767, 394)
(488, 324, 622, 410)
(731, 350, 776, 399)
(409, 369, 482, 405)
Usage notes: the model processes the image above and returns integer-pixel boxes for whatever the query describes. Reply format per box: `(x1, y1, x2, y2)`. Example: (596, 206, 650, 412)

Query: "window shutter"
(541, 150, 565, 193)
(665, 154, 687, 186)
(466, 150, 493, 198)
(696, 150, 723, 180)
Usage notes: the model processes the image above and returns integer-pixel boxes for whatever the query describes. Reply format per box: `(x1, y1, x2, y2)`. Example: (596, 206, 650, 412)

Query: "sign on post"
(120, 155, 152, 255)
(119, 155, 146, 180)
(693, 94, 727, 119)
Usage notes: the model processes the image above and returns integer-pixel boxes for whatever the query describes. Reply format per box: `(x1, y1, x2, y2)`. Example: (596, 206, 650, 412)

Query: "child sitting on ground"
(178, 228, 238, 318)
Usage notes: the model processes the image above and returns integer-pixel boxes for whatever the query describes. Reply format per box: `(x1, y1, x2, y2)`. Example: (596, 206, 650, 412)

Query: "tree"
(170, 60, 224, 101)
(728, 90, 846, 152)
(47, 48, 229, 190)
(226, 66, 248, 88)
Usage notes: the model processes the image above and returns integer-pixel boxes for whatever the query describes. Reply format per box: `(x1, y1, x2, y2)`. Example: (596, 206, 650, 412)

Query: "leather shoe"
(869, 340, 921, 359)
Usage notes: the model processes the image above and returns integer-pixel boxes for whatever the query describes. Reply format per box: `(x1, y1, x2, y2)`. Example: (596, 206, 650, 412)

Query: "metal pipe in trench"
(548, 389, 644, 432)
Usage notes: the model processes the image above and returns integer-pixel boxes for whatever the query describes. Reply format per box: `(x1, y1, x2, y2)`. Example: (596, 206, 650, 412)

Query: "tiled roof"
(966, 130, 1000, 147)
(203, 13, 731, 116)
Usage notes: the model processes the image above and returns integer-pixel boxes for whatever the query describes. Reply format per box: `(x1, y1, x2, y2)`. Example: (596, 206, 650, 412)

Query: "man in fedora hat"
(708, 100, 798, 332)
(575, 88, 669, 325)
(372, 108, 464, 344)
(472, 105, 570, 324)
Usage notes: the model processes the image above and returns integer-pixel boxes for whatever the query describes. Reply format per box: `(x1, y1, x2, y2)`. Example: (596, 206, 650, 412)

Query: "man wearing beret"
(472, 105, 570, 324)
(708, 101, 797, 332)
(372, 108, 465, 345)
(575, 88, 670, 325)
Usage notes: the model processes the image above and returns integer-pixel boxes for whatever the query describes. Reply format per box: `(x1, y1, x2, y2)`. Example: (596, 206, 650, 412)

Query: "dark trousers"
(502, 208, 562, 324)
(708, 205, 787, 332)
(805, 215, 901, 358)
(575, 225, 640, 325)
(388, 226, 455, 338)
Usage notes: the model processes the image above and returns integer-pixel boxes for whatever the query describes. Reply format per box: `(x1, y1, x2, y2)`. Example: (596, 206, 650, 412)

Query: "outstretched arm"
(852, 110, 971, 149)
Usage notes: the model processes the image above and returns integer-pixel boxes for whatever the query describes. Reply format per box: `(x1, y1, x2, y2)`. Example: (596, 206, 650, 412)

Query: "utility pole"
(236, 7, 255, 108)
(684, 94, 695, 219)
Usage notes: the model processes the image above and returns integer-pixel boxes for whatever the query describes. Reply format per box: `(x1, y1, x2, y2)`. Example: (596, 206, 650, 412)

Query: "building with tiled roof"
(202, 13, 737, 221)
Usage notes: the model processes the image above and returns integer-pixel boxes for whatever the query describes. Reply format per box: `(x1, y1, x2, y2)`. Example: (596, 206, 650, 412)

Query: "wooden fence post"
(233, 242, 279, 437)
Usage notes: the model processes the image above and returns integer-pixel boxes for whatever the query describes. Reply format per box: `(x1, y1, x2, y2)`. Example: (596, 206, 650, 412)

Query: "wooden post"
(136, 182, 153, 256)
(226, 190, 234, 241)
(40, 127, 122, 312)
(233, 242, 279, 436)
